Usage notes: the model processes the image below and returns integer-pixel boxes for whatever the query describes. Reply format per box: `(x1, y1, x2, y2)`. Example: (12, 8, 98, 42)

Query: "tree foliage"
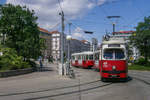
(0, 4, 42, 60)
(130, 16, 150, 63)
(0, 45, 31, 70)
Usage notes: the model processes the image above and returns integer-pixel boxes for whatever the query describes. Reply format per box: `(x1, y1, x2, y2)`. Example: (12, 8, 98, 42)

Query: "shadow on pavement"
(102, 76, 133, 83)
(36, 67, 54, 72)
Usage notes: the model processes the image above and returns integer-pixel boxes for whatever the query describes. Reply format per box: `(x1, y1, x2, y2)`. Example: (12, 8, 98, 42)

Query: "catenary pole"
(60, 11, 65, 75)
(68, 23, 71, 69)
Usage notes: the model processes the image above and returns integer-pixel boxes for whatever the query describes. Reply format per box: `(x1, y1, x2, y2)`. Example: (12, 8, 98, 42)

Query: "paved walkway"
(0, 63, 150, 100)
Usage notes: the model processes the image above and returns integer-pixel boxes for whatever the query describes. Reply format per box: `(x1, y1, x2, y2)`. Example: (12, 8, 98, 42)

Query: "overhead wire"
(120, 0, 149, 30)
(57, 0, 63, 12)
(49, 21, 61, 31)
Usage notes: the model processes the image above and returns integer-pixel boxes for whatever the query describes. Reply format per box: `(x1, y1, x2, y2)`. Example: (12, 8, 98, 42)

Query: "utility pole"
(92, 38, 97, 60)
(68, 23, 72, 68)
(113, 23, 115, 33)
(59, 11, 65, 75)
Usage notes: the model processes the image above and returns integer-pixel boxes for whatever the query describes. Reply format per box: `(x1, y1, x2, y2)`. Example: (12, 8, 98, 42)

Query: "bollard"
(58, 63, 63, 75)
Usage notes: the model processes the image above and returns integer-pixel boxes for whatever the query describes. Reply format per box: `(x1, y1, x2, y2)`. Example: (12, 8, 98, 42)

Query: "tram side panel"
(71, 55, 79, 67)
(71, 52, 95, 68)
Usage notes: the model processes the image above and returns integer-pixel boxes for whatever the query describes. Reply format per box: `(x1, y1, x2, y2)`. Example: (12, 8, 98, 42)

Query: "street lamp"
(84, 31, 93, 34)
(66, 35, 72, 75)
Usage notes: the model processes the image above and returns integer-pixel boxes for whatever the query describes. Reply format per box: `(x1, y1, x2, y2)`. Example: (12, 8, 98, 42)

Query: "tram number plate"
(111, 75, 117, 77)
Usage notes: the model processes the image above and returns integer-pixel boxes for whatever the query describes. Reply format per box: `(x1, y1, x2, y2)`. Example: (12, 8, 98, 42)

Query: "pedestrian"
(39, 56, 43, 71)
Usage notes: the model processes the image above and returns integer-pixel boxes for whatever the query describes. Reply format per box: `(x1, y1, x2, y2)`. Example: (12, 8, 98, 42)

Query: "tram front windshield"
(103, 49, 125, 60)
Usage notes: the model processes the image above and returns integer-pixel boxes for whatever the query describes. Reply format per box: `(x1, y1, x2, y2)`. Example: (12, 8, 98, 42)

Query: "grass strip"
(128, 64, 150, 71)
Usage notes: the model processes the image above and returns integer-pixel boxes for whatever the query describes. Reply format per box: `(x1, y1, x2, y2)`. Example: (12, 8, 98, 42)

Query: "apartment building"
(69, 39, 90, 55)
(50, 31, 67, 60)
(39, 27, 52, 58)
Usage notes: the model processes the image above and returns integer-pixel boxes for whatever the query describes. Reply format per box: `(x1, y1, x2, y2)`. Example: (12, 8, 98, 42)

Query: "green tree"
(130, 16, 150, 63)
(0, 45, 31, 70)
(0, 4, 41, 60)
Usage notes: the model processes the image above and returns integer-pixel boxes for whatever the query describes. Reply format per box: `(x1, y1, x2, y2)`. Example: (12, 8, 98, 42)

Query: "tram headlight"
(112, 66, 116, 70)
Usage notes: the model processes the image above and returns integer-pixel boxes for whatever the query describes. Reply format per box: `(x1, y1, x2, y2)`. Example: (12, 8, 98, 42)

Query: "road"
(0, 63, 150, 100)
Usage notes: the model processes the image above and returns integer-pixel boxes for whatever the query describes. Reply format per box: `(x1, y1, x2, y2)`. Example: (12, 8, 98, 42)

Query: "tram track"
(130, 72, 150, 79)
(0, 79, 112, 97)
(132, 76, 150, 86)
(129, 72, 150, 86)
(24, 82, 112, 100)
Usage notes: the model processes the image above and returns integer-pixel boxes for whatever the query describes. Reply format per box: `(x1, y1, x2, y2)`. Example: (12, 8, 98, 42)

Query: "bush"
(0, 46, 31, 71)
(27, 60, 37, 69)
(134, 57, 150, 66)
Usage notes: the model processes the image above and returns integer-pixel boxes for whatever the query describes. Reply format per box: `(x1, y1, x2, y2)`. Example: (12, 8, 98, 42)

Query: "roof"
(50, 30, 60, 34)
(81, 40, 89, 43)
(71, 39, 89, 44)
(39, 27, 60, 35)
(102, 37, 126, 44)
(71, 38, 81, 41)
(39, 27, 51, 34)
(72, 51, 94, 56)
(113, 31, 135, 34)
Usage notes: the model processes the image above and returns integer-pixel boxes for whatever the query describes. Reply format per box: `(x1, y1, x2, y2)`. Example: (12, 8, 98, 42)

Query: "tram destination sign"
(108, 44, 120, 47)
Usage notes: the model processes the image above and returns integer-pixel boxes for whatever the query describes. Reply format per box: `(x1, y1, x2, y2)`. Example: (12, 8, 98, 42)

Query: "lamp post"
(66, 35, 72, 75)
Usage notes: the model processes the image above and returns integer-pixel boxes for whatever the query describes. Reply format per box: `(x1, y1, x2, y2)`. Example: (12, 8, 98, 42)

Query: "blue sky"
(70, 0, 150, 42)
(0, 0, 5, 4)
(1, 0, 150, 43)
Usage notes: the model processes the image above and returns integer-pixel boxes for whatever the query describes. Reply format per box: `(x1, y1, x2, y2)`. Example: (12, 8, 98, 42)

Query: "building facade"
(39, 27, 52, 58)
(50, 31, 67, 60)
(112, 31, 139, 60)
(69, 39, 90, 55)
(112, 31, 135, 43)
(50, 31, 91, 60)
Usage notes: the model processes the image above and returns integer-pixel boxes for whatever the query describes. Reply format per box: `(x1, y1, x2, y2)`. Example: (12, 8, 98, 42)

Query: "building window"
(57, 38, 59, 41)
(52, 34, 56, 37)
(52, 38, 56, 41)
(56, 34, 60, 36)
(57, 42, 60, 45)
(53, 46, 55, 49)
(53, 42, 55, 46)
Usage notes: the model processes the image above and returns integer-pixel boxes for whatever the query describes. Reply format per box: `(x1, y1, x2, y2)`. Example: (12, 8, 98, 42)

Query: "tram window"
(86, 55, 88, 60)
(95, 54, 99, 60)
(81, 56, 83, 60)
(103, 49, 113, 59)
(115, 49, 125, 59)
(72, 56, 74, 60)
(75, 56, 77, 60)
(89, 55, 93, 60)
(83, 56, 86, 60)
(78, 56, 81, 60)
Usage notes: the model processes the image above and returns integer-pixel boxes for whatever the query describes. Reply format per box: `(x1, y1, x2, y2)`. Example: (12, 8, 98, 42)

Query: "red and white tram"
(100, 37, 128, 81)
(92, 50, 101, 71)
(71, 51, 94, 68)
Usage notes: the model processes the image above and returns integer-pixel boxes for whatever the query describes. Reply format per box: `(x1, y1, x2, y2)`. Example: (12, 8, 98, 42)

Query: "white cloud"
(6, 0, 119, 30)
(72, 33, 84, 39)
(6, 0, 97, 30)
(71, 27, 84, 39)
(97, 0, 118, 6)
